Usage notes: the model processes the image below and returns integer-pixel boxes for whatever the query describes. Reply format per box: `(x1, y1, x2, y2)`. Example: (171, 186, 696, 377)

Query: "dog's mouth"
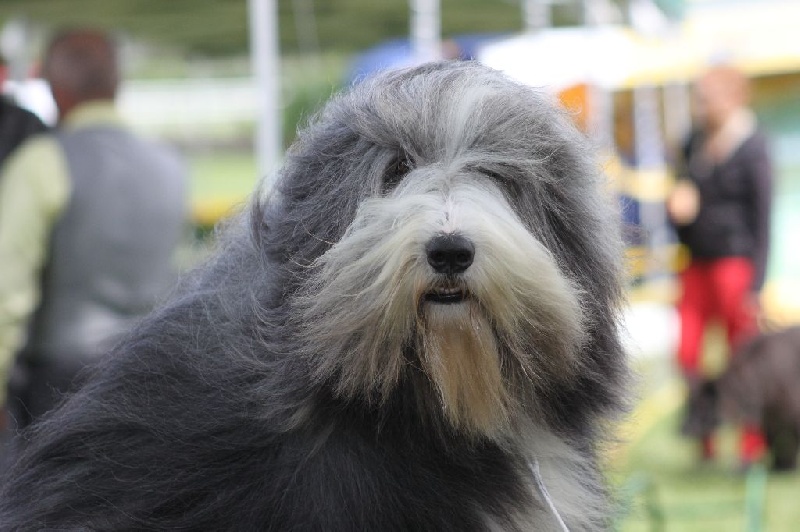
(423, 285, 469, 304)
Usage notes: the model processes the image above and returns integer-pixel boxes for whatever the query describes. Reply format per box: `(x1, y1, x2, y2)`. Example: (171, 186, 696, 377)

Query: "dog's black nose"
(426, 234, 475, 274)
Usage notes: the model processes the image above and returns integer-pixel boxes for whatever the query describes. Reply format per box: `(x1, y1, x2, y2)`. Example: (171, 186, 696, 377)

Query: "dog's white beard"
(418, 302, 508, 434)
(296, 172, 586, 438)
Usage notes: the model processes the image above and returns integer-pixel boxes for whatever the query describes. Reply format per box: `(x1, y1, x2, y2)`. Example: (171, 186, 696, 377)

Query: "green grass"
(188, 151, 258, 226)
(611, 362, 800, 532)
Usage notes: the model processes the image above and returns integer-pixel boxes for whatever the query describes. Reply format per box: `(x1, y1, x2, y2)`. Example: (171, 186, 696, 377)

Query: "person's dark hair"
(42, 29, 119, 101)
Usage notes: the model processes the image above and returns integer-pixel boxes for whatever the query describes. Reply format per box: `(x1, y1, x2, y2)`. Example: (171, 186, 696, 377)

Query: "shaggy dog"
(0, 62, 628, 531)
(683, 326, 800, 471)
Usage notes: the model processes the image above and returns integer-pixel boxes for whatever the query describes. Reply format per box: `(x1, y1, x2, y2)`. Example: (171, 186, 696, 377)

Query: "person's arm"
(0, 136, 70, 394)
(747, 132, 773, 293)
(667, 130, 702, 239)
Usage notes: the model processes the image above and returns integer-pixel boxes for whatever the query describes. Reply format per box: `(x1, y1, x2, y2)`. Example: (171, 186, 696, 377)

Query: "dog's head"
(263, 62, 626, 439)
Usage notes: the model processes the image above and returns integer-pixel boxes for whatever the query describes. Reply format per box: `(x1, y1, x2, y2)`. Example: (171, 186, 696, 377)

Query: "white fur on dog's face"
(299, 166, 586, 437)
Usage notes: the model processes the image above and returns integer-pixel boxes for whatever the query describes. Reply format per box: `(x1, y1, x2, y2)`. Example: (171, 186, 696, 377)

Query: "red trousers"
(677, 257, 757, 374)
(676, 257, 764, 463)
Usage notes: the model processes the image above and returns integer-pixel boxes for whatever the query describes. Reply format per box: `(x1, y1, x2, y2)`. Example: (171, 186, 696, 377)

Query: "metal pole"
(291, 0, 320, 57)
(0, 18, 30, 83)
(523, 0, 551, 33)
(248, 0, 282, 187)
(410, 0, 441, 63)
(633, 85, 670, 281)
(662, 82, 691, 152)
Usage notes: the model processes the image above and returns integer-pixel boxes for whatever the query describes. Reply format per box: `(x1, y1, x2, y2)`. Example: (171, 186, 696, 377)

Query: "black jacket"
(0, 96, 48, 167)
(675, 128, 772, 291)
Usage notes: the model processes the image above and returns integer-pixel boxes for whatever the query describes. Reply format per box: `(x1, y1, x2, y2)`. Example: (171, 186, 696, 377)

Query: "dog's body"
(684, 326, 800, 471)
(0, 62, 628, 531)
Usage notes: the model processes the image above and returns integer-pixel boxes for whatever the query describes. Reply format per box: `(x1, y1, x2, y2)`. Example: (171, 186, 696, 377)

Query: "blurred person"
(0, 29, 189, 433)
(666, 65, 773, 467)
(0, 59, 48, 443)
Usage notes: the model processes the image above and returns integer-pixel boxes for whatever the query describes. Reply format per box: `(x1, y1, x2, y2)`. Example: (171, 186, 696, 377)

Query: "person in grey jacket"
(0, 29, 189, 431)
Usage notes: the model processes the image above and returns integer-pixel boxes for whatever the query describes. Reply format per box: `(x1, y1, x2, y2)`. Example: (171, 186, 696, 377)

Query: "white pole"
(248, 0, 282, 187)
(523, 0, 551, 33)
(410, 0, 441, 63)
(662, 82, 692, 151)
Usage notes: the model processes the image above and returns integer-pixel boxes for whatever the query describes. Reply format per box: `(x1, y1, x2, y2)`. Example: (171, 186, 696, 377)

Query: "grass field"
(188, 151, 258, 227)
(611, 362, 800, 532)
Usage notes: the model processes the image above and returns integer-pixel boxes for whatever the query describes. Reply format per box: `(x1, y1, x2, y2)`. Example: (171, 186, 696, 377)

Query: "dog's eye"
(383, 153, 412, 192)
(482, 169, 505, 182)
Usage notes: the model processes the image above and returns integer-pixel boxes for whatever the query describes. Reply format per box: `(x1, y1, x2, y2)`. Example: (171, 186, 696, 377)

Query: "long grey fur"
(0, 61, 629, 531)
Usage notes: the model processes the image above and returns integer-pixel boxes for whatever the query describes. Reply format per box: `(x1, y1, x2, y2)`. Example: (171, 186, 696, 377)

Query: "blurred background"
(1, 0, 799, 529)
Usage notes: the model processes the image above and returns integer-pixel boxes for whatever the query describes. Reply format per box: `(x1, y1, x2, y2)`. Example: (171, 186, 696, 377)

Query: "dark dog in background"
(683, 326, 800, 471)
(0, 62, 629, 531)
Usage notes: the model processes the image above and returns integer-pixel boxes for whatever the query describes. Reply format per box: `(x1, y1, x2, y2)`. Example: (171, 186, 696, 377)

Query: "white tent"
(478, 0, 800, 91)
(477, 26, 639, 92)
(681, 0, 800, 79)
